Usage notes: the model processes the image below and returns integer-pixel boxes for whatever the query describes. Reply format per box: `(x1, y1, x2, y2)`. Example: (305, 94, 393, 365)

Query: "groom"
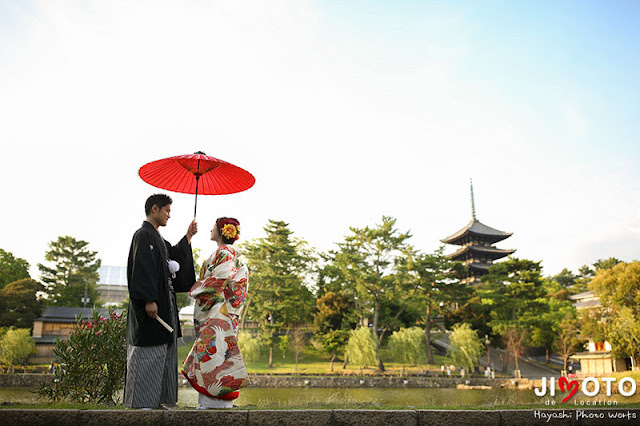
(124, 194, 197, 409)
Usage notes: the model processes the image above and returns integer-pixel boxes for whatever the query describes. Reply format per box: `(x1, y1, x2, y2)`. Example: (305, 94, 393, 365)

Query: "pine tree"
(38, 236, 101, 307)
(241, 220, 315, 368)
(0, 248, 30, 288)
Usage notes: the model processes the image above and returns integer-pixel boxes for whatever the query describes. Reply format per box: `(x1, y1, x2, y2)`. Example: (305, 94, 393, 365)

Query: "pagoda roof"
(447, 245, 516, 261)
(468, 262, 492, 272)
(441, 218, 513, 245)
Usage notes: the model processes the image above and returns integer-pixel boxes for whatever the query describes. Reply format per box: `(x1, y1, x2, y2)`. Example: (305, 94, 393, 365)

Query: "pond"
(2, 387, 639, 408)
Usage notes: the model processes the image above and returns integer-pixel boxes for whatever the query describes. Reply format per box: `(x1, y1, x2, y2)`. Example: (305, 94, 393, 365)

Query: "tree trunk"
(268, 309, 274, 368)
(330, 351, 336, 372)
(343, 354, 349, 369)
(546, 347, 550, 363)
(424, 302, 433, 364)
(269, 344, 273, 368)
(372, 297, 385, 372)
(240, 297, 251, 331)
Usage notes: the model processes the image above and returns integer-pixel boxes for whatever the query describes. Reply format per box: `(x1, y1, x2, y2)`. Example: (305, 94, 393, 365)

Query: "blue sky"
(0, 0, 638, 278)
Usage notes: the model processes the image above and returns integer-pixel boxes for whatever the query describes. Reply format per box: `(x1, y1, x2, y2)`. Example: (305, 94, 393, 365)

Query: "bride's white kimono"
(181, 244, 249, 401)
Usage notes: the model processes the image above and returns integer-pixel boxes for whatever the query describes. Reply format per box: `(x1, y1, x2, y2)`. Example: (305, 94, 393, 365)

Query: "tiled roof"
(441, 219, 512, 244)
(35, 306, 114, 322)
(447, 245, 515, 260)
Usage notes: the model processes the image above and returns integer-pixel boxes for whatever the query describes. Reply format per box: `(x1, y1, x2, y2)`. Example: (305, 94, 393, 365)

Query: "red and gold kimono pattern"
(181, 245, 249, 399)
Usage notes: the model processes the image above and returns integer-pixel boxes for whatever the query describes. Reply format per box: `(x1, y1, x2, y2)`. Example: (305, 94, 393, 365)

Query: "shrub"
(448, 323, 485, 371)
(388, 327, 427, 366)
(37, 307, 126, 404)
(0, 328, 36, 366)
(345, 327, 377, 369)
(238, 331, 261, 363)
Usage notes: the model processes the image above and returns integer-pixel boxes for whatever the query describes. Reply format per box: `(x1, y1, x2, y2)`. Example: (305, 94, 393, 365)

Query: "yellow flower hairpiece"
(221, 223, 238, 240)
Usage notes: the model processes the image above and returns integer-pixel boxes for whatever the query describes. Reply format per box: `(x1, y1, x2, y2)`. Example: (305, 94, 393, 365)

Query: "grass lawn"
(177, 341, 457, 376)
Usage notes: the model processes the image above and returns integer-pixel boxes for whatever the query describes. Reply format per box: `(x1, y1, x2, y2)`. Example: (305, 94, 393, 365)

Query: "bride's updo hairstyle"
(216, 217, 240, 245)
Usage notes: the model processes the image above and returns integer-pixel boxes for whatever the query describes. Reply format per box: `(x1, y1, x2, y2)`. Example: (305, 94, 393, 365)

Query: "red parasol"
(139, 151, 255, 217)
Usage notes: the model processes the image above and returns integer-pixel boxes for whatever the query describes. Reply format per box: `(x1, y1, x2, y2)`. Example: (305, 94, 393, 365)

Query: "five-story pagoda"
(441, 180, 515, 284)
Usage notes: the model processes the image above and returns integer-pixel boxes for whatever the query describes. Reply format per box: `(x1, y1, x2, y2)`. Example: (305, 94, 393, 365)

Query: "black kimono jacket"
(126, 221, 196, 346)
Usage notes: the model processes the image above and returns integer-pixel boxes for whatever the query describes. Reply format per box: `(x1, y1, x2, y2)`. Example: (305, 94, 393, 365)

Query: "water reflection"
(1, 387, 638, 408)
(177, 387, 640, 408)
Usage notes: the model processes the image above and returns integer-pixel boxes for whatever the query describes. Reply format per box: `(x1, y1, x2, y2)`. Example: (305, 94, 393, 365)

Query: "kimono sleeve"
(167, 236, 196, 292)
(128, 230, 159, 302)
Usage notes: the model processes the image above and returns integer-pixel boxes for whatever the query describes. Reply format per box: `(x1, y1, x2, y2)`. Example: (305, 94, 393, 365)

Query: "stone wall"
(0, 409, 638, 425)
(0, 374, 51, 387)
(241, 375, 515, 389)
(1, 373, 531, 389)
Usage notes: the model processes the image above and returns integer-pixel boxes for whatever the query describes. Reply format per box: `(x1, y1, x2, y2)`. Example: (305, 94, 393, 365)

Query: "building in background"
(31, 307, 108, 363)
(97, 265, 128, 306)
(441, 180, 515, 284)
(569, 291, 629, 376)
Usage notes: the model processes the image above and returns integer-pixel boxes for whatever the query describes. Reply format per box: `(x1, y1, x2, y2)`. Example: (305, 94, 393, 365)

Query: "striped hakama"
(123, 338, 177, 408)
(124, 291, 179, 409)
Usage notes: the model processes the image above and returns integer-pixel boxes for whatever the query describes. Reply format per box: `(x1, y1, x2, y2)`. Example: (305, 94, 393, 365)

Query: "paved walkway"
(433, 333, 557, 379)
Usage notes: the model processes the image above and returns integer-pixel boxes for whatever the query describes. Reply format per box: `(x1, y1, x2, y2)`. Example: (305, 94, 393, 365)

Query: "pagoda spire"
(470, 178, 476, 220)
(442, 180, 515, 284)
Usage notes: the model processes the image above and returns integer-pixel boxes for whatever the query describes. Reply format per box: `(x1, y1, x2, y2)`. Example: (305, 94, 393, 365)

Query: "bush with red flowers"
(37, 307, 127, 404)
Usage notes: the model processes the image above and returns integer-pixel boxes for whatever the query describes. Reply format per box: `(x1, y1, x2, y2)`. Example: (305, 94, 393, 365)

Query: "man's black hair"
(145, 194, 173, 216)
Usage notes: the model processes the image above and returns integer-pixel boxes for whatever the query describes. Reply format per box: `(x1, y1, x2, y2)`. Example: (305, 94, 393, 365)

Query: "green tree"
(314, 291, 357, 332)
(38, 236, 101, 307)
(447, 323, 485, 371)
(289, 326, 307, 373)
(0, 278, 45, 328)
(529, 297, 576, 363)
(552, 268, 578, 289)
(345, 327, 378, 370)
(313, 291, 356, 371)
(554, 312, 581, 371)
(0, 249, 30, 288)
(334, 216, 411, 372)
(589, 261, 640, 369)
(242, 220, 315, 368)
(480, 258, 548, 373)
(397, 247, 467, 364)
(593, 257, 623, 271)
(605, 307, 640, 369)
(573, 257, 621, 294)
(237, 331, 261, 363)
(388, 327, 427, 367)
(320, 329, 350, 372)
(278, 334, 290, 359)
(0, 328, 36, 367)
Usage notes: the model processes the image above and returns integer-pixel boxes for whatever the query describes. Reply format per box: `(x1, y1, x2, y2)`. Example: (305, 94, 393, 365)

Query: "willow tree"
(448, 323, 485, 371)
(388, 327, 427, 368)
(345, 327, 378, 370)
(241, 220, 315, 368)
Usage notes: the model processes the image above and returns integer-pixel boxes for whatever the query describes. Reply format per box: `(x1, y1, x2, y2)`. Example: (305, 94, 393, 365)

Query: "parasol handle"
(194, 175, 200, 218)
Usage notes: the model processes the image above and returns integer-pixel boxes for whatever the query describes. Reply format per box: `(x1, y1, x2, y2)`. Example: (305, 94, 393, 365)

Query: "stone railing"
(0, 408, 638, 425)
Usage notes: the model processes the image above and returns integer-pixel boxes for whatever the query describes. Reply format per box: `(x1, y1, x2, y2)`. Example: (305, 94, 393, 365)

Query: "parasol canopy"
(139, 151, 255, 217)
